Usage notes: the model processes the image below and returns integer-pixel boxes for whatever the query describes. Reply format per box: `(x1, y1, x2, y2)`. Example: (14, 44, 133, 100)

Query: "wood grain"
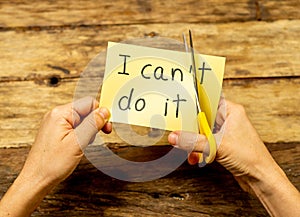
(258, 0, 300, 21)
(0, 0, 299, 28)
(0, 0, 299, 215)
(0, 142, 299, 216)
(0, 77, 299, 148)
(0, 20, 299, 82)
(0, 0, 257, 28)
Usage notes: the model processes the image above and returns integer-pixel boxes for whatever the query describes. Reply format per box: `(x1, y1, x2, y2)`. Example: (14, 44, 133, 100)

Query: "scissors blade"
(188, 30, 201, 113)
(184, 31, 217, 165)
(182, 33, 189, 53)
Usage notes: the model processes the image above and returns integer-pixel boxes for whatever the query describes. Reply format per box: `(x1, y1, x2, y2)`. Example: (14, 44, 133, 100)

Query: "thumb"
(75, 107, 110, 150)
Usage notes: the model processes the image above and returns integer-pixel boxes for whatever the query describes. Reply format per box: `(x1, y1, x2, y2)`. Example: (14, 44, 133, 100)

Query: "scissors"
(182, 30, 217, 165)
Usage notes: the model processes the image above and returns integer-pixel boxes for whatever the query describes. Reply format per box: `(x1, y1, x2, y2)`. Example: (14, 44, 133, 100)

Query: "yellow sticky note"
(195, 54, 225, 128)
(100, 42, 225, 133)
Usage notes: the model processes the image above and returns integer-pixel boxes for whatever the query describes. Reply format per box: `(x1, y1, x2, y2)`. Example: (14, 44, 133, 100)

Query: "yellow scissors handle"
(197, 112, 217, 164)
(185, 30, 217, 164)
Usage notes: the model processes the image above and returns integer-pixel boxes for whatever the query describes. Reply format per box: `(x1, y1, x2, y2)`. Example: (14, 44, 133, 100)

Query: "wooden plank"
(0, 142, 299, 216)
(0, 77, 299, 148)
(258, 0, 300, 21)
(0, 0, 299, 28)
(0, 20, 299, 81)
(223, 78, 300, 143)
(0, 79, 75, 148)
(0, 0, 257, 28)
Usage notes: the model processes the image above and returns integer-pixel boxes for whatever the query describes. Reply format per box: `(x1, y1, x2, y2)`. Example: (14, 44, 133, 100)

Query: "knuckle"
(84, 96, 94, 102)
(84, 96, 97, 108)
(50, 107, 61, 117)
(48, 106, 72, 120)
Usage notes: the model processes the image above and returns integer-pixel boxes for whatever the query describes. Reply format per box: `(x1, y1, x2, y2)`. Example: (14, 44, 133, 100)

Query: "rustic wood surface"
(0, 20, 299, 81)
(0, 0, 257, 27)
(0, 0, 299, 216)
(0, 0, 299, 28)
(0, 142, 299, 216)
(0, 78, 299, 148)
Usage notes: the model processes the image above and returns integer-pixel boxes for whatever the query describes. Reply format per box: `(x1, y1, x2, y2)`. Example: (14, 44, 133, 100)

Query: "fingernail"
(168, 133, 178, 145)
(99, 107, 110, 120)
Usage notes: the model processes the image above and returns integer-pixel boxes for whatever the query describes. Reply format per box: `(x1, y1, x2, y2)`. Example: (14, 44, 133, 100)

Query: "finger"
(168, 131, 208, 153)
(72, 96, 98, 118)
(214, 96, 227, 132)
(102, 122, 112, 134)
(74, 107, 110, 150)
(88, 122, 112, 144)
(56, 97, 99, 128)
(187, 152, 199, 165)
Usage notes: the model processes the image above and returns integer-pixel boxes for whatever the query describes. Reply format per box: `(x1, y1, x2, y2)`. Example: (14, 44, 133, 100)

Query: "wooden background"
(0, 0, 299, 216)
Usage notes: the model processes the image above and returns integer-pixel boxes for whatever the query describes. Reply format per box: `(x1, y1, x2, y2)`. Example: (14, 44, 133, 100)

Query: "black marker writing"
(118, 54, 131, 75)
(198, 62, 211, 84)
(171, 68, 183, 81)
(141, 64, 152, 79)
(164, 98, 169, 116)
(164, 95, 187, 118)
(154, 66, 168, 81)
(118, 88, 146, 112)
(135, 98, 146, 111)
(140, 64, 184, 82)
(173, 94, 187, 118)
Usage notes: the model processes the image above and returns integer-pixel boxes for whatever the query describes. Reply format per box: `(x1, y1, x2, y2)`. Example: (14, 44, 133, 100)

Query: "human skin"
(0, 97, 112, 217)
(168, 100, 300, 217)
(0, 98, 299, 216)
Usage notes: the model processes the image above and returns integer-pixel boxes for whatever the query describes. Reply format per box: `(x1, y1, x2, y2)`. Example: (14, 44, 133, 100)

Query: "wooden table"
(0, 0, 299, 216)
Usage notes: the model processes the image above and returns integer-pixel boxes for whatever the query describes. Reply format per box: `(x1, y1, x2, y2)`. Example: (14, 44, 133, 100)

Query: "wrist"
(246, 161, 300, 217)
(17, 168, 56, 195)
(0, 168, 56, 216)
(249, 163, 287, 198)
(239, 140, 288, 197)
